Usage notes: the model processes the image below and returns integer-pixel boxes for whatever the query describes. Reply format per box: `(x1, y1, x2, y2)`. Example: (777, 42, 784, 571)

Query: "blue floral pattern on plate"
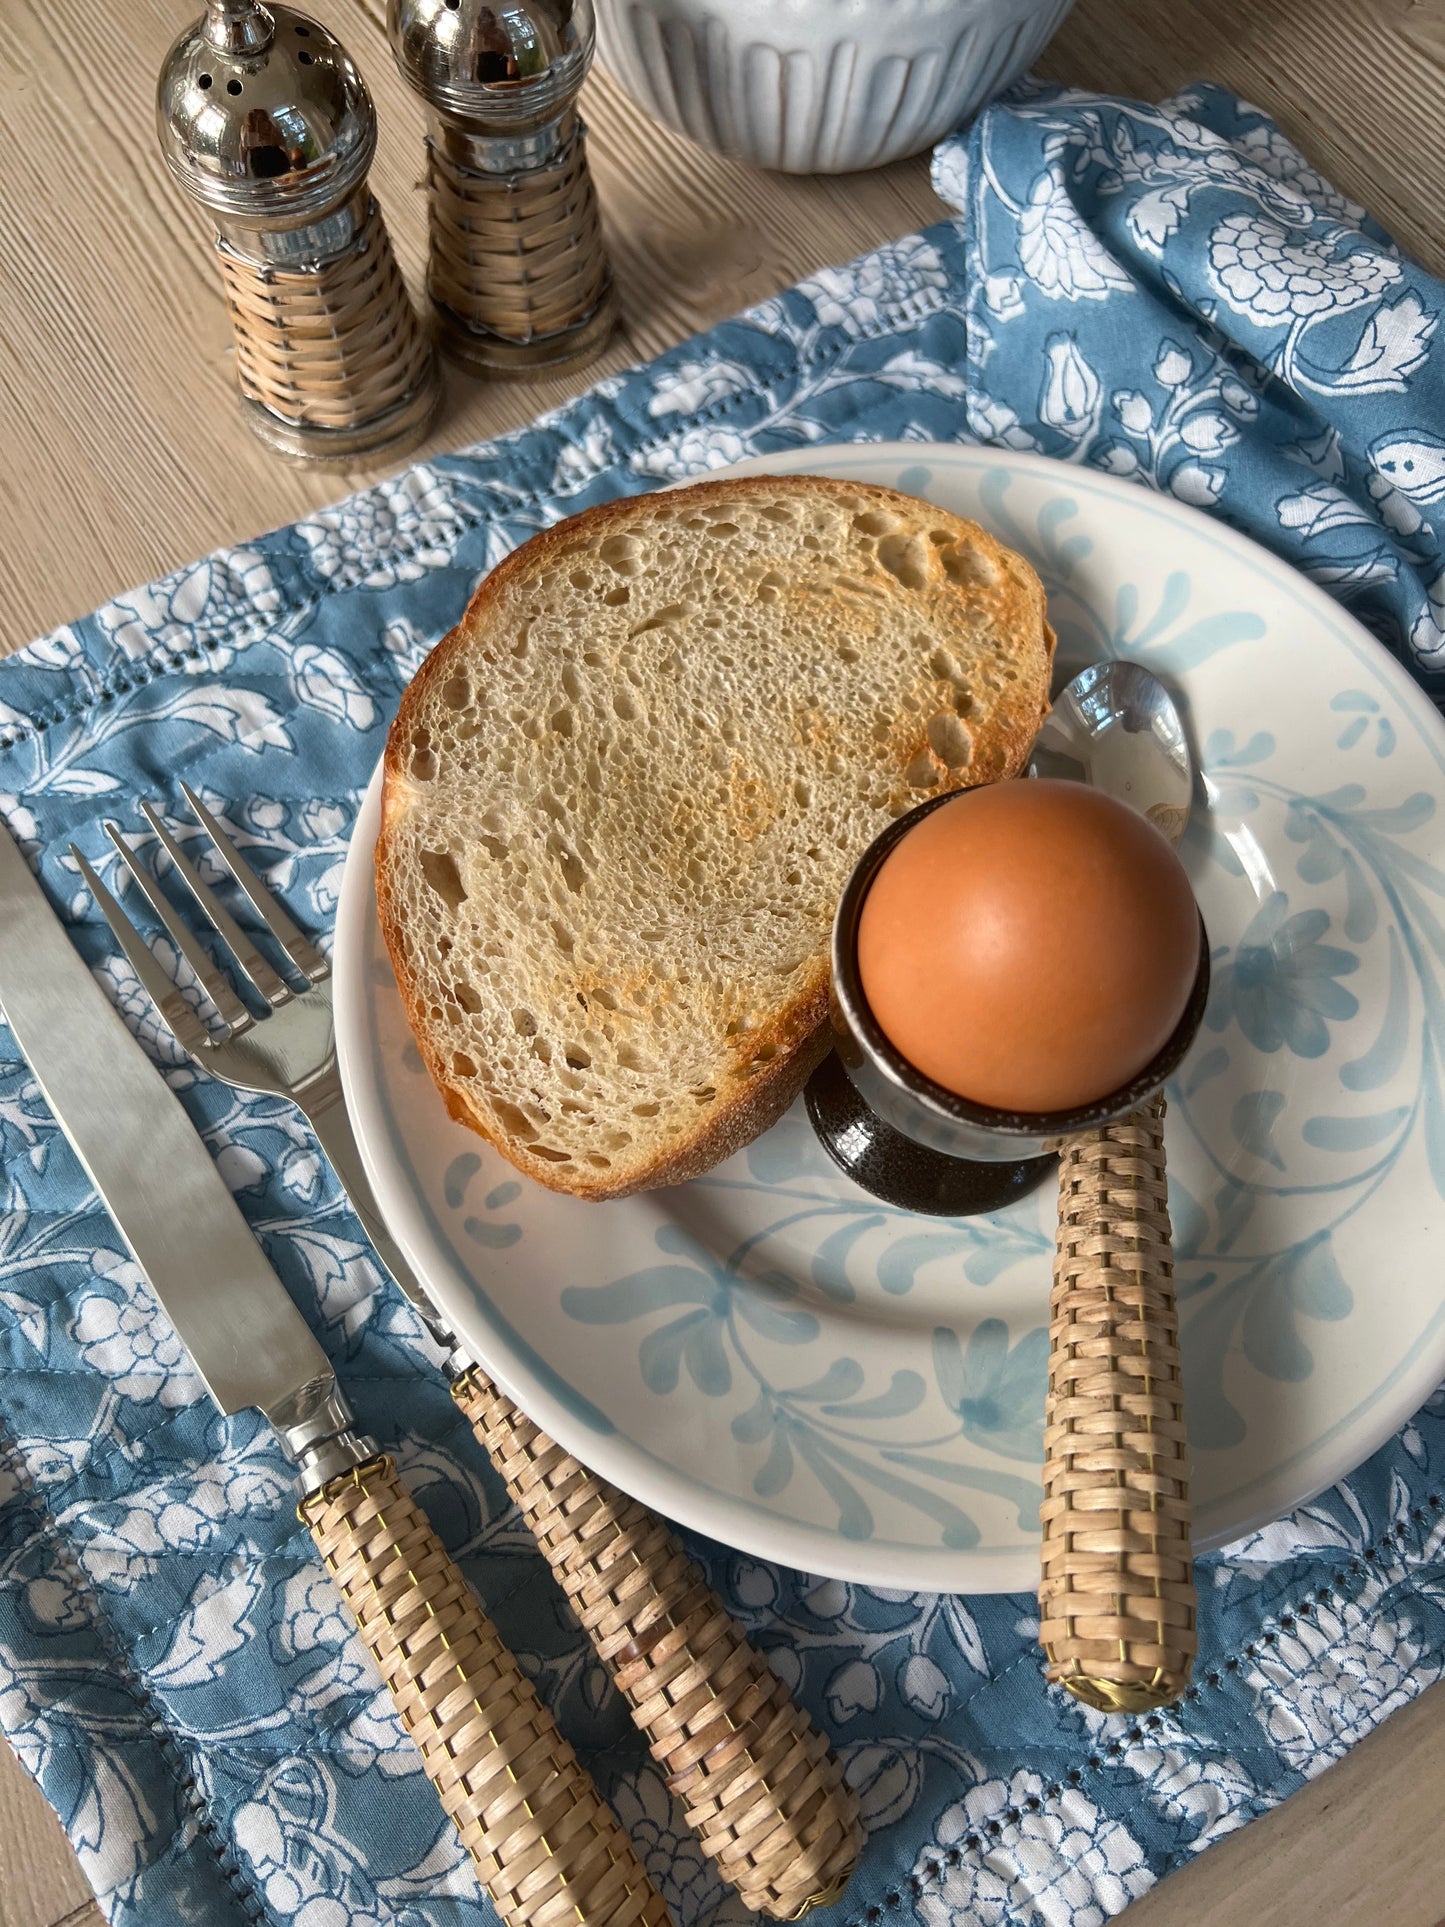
(337, 444, 1445, 1595)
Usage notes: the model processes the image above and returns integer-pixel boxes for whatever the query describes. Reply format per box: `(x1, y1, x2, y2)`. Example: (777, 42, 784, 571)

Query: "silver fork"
(73, 784, 464, 1367)
(76, 787, 865, 1921)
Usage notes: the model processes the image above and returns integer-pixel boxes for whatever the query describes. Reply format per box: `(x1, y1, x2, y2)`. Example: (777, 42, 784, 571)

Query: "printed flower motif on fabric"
(295, 465, 465, 591)
(911, 1771, 1154, 1926)
(934, 81, 1445, 687)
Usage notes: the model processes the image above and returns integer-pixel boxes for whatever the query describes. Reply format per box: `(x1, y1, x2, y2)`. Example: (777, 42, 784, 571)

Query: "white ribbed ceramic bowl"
(594, 0, 1073, 172)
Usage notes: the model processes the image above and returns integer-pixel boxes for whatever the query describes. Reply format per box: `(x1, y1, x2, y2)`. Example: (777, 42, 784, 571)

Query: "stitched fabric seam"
(838, 1490, 1445, 1926)
(0, 1407, 268, 1925)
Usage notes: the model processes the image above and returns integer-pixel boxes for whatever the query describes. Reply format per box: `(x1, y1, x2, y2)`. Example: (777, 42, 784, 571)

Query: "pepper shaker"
(389, 0, 618, 377)
(157, 0, 440, 463)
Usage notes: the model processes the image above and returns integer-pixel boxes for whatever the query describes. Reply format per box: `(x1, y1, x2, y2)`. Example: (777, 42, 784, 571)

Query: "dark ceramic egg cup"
(805, 790, 1211, 1216)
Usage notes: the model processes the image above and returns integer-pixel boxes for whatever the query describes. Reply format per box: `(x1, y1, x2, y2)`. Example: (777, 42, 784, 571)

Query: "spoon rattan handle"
(299, 1454, 674, 1927)
(1038, 1097, 1197, 1712)
(453, 1370, 865, 1919)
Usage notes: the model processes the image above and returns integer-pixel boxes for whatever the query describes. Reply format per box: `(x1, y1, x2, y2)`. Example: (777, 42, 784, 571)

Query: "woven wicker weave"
(1038, 1098, 1197, 1713)
(426, 128, 615, 368)
(215, 197, 434, 434)
(299, 1454, 673, 1927)
(455, 1371, 864, 1918)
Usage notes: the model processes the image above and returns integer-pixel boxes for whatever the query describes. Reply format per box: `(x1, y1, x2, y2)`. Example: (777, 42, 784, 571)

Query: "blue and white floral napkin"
(1, 81, 1443, 1927)
(933, 81, 1445, 701)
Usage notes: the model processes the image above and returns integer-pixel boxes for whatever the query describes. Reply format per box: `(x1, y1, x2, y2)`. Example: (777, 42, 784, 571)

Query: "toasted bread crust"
(377, 474, 1053, 1199)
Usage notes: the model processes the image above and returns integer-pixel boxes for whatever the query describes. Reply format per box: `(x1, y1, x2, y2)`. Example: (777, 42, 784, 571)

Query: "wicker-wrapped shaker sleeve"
(298, 1454, 674, 1927)
(454, 1370, 865, 1919)
(1038, 1097, 1197, 1713)
(216, 198, 434, 431)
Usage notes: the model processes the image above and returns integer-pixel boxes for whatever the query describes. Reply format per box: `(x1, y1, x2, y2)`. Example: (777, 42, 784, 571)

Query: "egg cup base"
(805, 1051, 1057, 1217)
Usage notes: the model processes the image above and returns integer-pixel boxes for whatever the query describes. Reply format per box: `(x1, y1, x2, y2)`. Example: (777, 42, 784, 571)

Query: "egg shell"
(855, 778, 1200, 1113)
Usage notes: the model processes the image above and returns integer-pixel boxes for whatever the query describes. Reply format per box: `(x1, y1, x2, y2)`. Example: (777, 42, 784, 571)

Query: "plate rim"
(336, 440, 1445, 1589)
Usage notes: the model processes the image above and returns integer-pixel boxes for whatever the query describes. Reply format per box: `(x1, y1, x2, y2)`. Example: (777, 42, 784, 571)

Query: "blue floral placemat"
(1, 81, 1443, 1927)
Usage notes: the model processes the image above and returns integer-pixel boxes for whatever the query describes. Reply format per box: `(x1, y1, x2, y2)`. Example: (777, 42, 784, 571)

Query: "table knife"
(0, 822, 671, 1927)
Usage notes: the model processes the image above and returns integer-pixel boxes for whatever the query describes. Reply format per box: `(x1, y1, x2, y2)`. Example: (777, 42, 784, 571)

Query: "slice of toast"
(377, 474, 1054, 1199)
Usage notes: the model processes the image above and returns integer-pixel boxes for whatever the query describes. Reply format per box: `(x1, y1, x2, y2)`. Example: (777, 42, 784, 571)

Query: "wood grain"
(2, 0, 1444, 1921)
(0, 0, 941, 658)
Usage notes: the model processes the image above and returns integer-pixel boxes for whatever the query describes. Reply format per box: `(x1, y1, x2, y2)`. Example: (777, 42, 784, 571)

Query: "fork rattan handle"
(1039, 1098, 1197, 1713)
(299, 1454, 673, 1927)
(454, 1370, 864, 1919)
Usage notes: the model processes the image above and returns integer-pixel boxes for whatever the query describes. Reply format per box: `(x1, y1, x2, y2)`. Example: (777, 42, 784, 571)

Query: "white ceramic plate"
(335, 444, 1445, 1592)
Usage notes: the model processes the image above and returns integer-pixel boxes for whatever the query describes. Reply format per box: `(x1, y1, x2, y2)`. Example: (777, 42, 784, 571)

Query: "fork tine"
(72, 844, 214, 1056)
(180, 783, 329, 984)
(138, 802, 292, 1008)
(103, 822, 257, 1033)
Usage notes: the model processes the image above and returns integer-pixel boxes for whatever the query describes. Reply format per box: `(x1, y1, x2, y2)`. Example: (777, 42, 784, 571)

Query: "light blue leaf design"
(754, 1427, 794, 1499)
(1181, 1277, 1248, 1449)
(1203, 726, 1276, 768)
(1230, 1089, 1288, 1170)
(811, 1217, 883, 1303)
(1207, 893, 1360, 1057)
(561, 1264, 713, 1324)
(1213, 1178, 1256, 1253)
(1183, 1044, 1230, 1096)
(932, 1320, 1047, 1461)
(821, 1371, 927, 1420)
(1301, 1108, 1409, 1151)
(734, 1272, 818, 1346)
(1241, 1234, 1352, 1382)
(1155, 610, 1268, 669)
(443, 1152, 480, 1208)
(731, 1389, 773, 1445)
(1127, 571, 1190, 649)
(963, 1225, 1055, 1287)
(895, 464, 933, 497)
(463, 1215, 521, 1249)
(788, 1359, 866, 1405)
(1424, 1049, 1445, 1203)
(791, 1429, 874, 1541)
(877, 1232, 970, 1296)
(1330, 690, 1379, 712)
(640, 1309, 731, 1397)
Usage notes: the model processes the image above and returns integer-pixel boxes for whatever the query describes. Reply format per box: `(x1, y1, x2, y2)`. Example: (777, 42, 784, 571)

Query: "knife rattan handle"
(299, 1454, 674, 1927)
(454, 1370, 864, 1919)
(1039, 1097, 1197, 1712)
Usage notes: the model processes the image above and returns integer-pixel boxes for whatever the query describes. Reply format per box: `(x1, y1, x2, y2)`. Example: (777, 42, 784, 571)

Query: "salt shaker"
(389, 0, 618, 377)
(157, 0, 440, 463)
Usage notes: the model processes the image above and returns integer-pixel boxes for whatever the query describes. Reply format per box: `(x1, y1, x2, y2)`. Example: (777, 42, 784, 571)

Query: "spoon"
(1029, 659, 1198, 1713)
(806, 658, 1202, 1711)
(1028, 657, 1193, 843)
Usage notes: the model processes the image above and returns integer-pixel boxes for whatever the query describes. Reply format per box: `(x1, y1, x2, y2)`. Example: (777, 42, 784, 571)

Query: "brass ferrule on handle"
(1038, 1097, 1197, 1712)
(300, 1453, 674, 1927)
(454, 1369, 865, 1918)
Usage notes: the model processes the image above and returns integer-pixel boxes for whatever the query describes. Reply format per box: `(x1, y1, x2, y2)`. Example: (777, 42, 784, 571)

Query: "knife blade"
(0, 820, 340, 1435)
(0, 819, 673, 1927)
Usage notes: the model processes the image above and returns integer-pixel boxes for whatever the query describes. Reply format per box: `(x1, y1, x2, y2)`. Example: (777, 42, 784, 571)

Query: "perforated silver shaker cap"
(388, 0, 595, 137)
(157, 0, 377, 223)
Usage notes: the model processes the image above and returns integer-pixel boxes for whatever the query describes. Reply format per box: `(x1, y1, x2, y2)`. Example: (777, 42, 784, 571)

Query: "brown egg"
(856, 779, 1200, 1113)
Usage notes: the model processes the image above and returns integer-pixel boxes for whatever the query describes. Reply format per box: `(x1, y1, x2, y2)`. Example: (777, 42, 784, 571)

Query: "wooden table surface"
(1, 1, 1443, 1921)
